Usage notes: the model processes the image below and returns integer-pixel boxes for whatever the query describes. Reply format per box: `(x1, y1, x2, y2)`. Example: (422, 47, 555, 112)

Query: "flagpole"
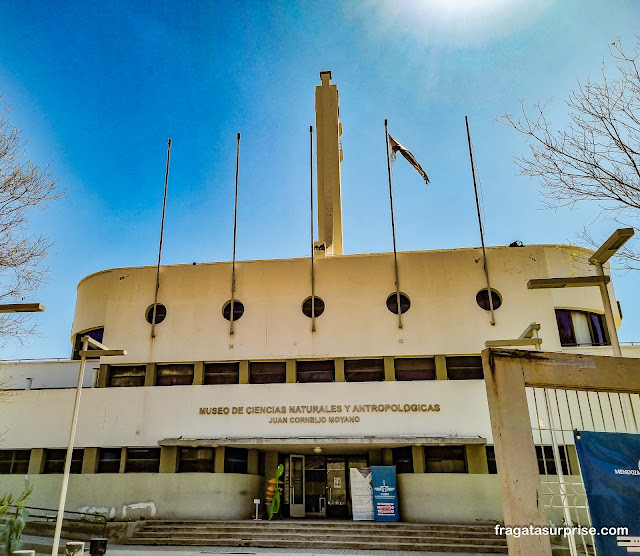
(310, 125, 316, 332)
(385, 119, 403, 330)
(230, 132, 240, 336)
(465, 116, 495, 326)
(151, 138, 172, 339)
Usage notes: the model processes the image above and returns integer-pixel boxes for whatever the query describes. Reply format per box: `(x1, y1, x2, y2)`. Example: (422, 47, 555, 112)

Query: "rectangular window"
(204, 362, 239, 385)
(446, 356, 483, 380)
(224, 447, 248, 474)
(108, 366, 146, 387)
(424, 446, 467, 473)
(43, 449, 84, 474)
(178, 447, 214, 473)
(125, 448, 161, 473)
(156, 364, 194, 386)
(555, 309, 575, 345)
(296, 360, 335, 383)
(486, 446, 497, 475)
(555, 309, 610, 347)
(392, 446, 414, 474)
(394, 358, 436, 381)
(536, 445, 570, 475)
(0, 450, 30, 474)
(249, 362, 286, 384)
(344, 359, 385, 382)
(97, 448, 122, 473)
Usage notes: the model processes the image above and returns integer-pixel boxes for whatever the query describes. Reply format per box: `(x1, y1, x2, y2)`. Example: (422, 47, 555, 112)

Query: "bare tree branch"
(497, 38, 640, 268)
(0, 97, 61, 349)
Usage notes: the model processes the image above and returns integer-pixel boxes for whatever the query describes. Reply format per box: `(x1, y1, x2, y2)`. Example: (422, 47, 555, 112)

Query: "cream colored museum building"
(1, 73, 636, 523)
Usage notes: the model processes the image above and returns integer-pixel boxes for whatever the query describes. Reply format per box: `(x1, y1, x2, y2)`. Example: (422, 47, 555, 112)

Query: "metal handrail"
(11, 504, 107, 537)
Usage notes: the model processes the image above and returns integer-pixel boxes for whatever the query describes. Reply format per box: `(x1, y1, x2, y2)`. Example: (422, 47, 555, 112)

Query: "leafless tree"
(0, 98, 60, 348)
(498, 38, 640, 268)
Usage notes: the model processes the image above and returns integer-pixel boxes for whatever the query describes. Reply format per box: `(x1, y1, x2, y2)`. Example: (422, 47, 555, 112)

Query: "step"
(126, 537, 508, 553)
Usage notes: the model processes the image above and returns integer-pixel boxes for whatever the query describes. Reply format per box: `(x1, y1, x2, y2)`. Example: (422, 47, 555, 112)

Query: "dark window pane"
(302, 297, 325, 318)
(125, 448, 160, 473)
(386, 293, 411, 315)
(249, 362, 286, 384)
(476, 289, 502, 311)
(344, 359, 385, 382)
(589, 313, 609, 346)
(425, 446, 466, 473)
(72, 328, 105, 360)
(0, 450, 30, 474)
(43, 449, 84, 474)
(178, 447, 214, 473)
(156, 364, 194, 386)
(297, 360, 335, 383)
(536, 445, 570, 475)
(446, 356, 483, 380)
(392, 446, 413, 474)
(395, 358, 436, 381)
(108, 366, 146, 387)
(486, 446, 497, 475)
(204, 362, 239, 385)
(98, 448, 121, 473)
(223, 300, 244, 321)
(146, 304, 167, 324)
(555, 309, 576, 346)
(224, 447, 248, 474)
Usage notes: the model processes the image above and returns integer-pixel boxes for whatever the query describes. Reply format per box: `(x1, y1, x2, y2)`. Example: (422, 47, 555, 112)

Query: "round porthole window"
(146, 304, 167, 324)
(302, 296, 325, 318)
(476, 288, 502, 311)
(386, 293, 411, 314)
(223, 300, 245, 321)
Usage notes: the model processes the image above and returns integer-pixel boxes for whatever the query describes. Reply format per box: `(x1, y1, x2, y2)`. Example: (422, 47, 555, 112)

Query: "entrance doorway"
(284, 454, 368, 518)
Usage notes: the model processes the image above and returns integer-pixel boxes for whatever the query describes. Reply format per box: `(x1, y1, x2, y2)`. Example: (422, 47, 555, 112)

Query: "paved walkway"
(105, 548, 504, 556)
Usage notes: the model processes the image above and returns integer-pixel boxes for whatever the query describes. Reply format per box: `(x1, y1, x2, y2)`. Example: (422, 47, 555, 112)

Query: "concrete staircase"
(126, 519, 509, 553)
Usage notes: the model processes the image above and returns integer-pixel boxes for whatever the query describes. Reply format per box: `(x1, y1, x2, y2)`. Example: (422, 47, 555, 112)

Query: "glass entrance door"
(289, 454, 305, 518)
(327, 458, 348, 518)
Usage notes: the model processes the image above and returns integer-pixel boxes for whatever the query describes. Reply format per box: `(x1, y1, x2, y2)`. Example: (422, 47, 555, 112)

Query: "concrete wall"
(0, 380, 493, 448)
(0, 473, 263, 520)
(0, 360, 100, 390)
(398, 474, 502, 523)
(70, 245, 613, 364)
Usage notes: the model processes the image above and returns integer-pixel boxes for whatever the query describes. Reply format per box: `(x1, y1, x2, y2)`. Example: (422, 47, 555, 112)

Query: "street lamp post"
(51, 336, 126, 556)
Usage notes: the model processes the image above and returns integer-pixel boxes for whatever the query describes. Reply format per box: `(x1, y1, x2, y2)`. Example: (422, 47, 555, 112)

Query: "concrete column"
(382, 448, 393, 466)
(97, 364, 108, 388)
(435, 355, 447, 380)
(286, 360, 296, 383)
(82, 448, 99, 474)
(264, 451, 279, 482)
(482, 349, 552, 556)
(119, 448, 127, 473)
(214, 447, 225, 473)
(239, 361, 249, 384)
(159, 447, 178, 473)
(411, 446, 425, 474)
(466, 444, 489, 474)
(28, 448, 45, 475)
(248, 449, 259, 475)
(144, 363, 157, 387)
(383, 357, 395, 381)
(368, 450, 382, 466)
(193, 362, 205, 385)
(335, 358, 345, 382)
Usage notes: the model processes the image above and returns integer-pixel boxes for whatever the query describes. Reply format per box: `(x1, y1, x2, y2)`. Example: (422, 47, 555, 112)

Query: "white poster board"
(350, 467, 374, 521)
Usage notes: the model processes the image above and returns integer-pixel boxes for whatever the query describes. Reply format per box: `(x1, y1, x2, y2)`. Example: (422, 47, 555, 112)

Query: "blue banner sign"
(371, 466, 399, 522)
(574, 430, 640, 555)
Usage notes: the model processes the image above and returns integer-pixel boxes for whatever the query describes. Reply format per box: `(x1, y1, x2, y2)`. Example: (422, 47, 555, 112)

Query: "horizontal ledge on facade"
(527, 275, 609, 289)
(159, 435, 487, 447)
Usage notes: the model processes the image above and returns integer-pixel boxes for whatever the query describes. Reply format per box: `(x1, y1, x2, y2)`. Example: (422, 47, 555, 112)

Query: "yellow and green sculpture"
(265, 464, 284, 520)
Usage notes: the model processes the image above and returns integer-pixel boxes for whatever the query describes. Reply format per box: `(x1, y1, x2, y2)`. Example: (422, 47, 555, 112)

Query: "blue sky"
(0, 0, 639, 358)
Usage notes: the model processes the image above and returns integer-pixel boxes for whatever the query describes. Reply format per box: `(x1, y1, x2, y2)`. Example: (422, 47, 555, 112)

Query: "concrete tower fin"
(315, 71, 343, 257)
